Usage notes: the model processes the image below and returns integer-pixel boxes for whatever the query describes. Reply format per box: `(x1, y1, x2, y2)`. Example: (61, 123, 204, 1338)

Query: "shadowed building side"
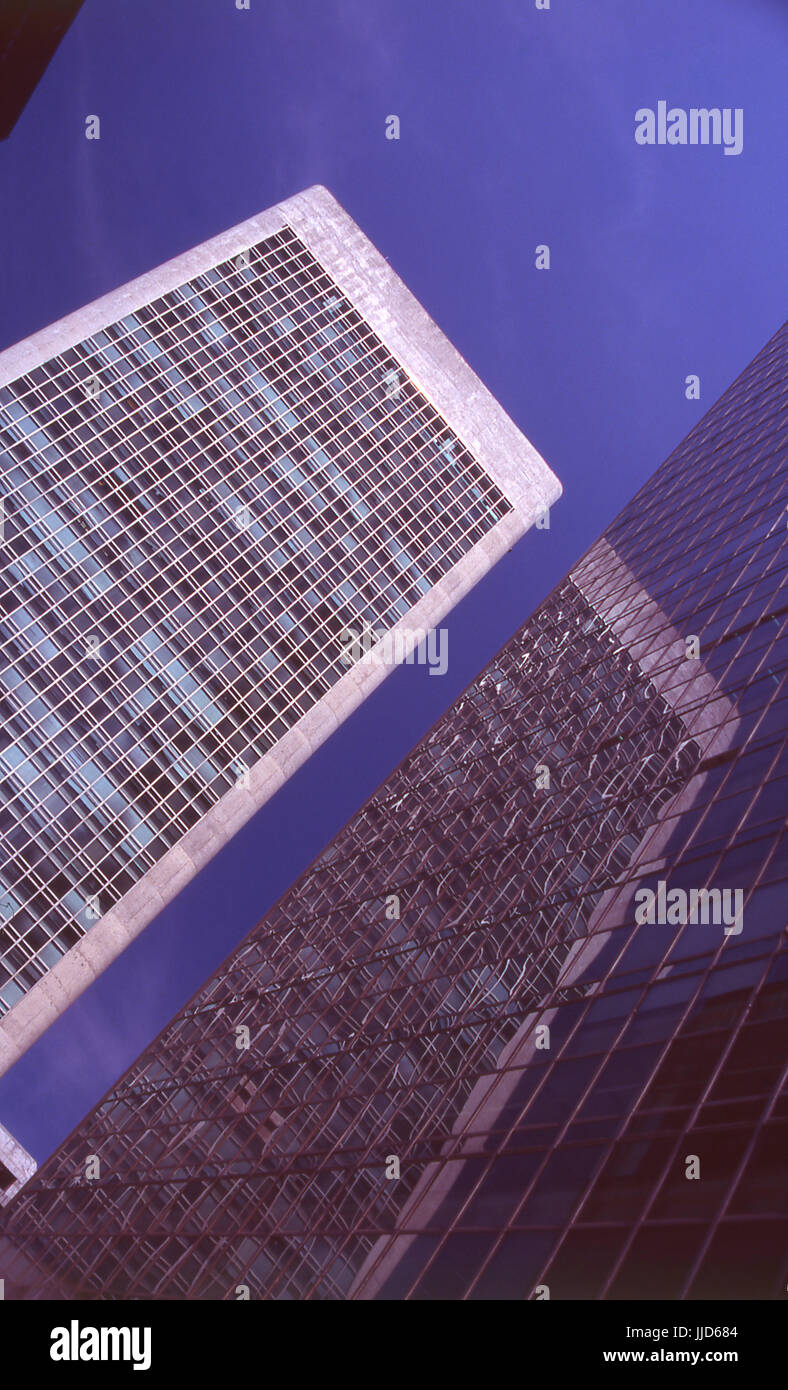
(0, 0, 85, 139)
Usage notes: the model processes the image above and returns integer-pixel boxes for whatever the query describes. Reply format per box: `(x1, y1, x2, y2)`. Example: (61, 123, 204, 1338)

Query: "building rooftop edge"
(0, 184, 561, 521)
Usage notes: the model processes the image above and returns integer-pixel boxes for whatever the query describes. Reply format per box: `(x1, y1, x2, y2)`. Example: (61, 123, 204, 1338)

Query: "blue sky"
(1, 0, 786, 1159)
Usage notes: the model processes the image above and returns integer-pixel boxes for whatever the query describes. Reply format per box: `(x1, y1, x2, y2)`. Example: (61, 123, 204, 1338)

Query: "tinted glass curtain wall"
(0, 322, 785, 1301)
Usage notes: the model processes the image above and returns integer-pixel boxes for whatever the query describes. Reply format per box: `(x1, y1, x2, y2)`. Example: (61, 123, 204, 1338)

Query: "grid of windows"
(1, 320, 785, 1302)
(0, 226, 510, 1014)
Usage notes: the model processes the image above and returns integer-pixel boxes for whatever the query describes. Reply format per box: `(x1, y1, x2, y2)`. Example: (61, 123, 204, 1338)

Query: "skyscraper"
(0, 185, 560, 1074)
(1, 320, 784, 1302)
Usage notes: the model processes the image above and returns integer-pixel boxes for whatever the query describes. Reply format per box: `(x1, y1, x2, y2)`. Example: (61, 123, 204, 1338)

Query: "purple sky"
(1, 0, 786, 1159)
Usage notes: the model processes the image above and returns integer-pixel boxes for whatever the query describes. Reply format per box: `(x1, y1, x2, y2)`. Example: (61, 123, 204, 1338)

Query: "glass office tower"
(0, 321, 784, 1301)
(0, 185, 559, 1074)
